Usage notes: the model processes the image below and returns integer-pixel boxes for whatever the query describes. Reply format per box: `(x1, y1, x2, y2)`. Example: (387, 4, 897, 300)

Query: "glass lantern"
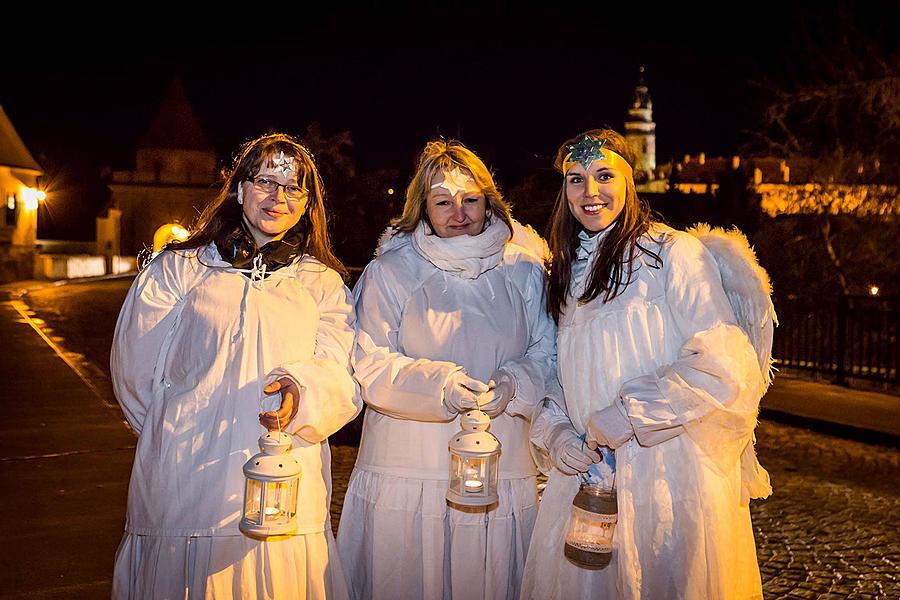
(564, 483, 617, 569)
(447, 409, 501, 507)
(240, 430, 301, 537)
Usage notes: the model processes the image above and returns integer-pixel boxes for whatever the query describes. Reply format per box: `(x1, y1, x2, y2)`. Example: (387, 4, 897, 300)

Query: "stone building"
(97, 78, 217, 258)
(0, 105, 44, 282)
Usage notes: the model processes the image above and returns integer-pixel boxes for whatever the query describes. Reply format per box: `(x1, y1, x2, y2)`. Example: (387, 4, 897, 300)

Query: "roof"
(0, 105, 42, 173)
(137, 78, 214, 151)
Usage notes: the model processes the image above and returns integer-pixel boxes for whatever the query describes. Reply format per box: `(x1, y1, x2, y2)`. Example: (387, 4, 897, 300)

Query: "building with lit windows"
(0, 105, 44, 282)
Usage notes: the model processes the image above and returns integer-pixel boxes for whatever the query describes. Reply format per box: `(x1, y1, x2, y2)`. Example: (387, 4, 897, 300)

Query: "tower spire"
(624, 66, 657, 182)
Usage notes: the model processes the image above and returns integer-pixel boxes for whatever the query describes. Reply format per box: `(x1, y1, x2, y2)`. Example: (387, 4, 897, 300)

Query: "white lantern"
(447, 409, 501, 507)
(240, 430, 301, 537)
(564, 483, 617, 569)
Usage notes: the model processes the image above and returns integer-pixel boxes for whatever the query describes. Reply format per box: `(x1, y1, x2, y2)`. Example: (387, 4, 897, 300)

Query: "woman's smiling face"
(565, 159, 627, 233)
(238, 158, 308, 246)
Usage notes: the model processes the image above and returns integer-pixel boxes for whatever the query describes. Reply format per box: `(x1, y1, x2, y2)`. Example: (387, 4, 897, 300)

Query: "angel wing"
(687, 223, 777, 502)
(686, 223, 778, 389)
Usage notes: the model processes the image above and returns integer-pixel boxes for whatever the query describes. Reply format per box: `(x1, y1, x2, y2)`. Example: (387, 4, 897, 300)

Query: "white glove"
(444, 371, 491, 414)
(586, 398, 634, 450)
(545, 422, 602, 475)
(478, 368, 517, 417)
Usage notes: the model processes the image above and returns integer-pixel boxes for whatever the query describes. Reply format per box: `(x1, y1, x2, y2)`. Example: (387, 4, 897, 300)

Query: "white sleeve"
(618, 234, 764, 468)
(501, 259, 557, 421)
(529, 376, 577, 475)
(110, 252, 187, 435)
(351, 260, 462, 422)
(271, 267, 361, 444)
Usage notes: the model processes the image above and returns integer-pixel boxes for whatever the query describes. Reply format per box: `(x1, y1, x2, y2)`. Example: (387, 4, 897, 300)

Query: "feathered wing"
(686, 223, 777, 387)
(687, 223, 776, 501)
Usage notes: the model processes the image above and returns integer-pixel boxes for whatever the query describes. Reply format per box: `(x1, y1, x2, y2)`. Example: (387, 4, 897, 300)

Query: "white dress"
(522, 224, 766, 600)
(337, 220, 556, 600)
(110, 244, 359, 600)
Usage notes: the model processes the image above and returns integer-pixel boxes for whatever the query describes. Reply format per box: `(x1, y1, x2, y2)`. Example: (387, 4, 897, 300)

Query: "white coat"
(110, 244, 359, 600)
(522, 224, 766, 600)
(337, 220, 557, 600)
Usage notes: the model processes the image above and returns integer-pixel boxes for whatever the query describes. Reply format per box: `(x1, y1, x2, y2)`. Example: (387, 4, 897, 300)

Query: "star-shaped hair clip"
(431, 165, 474, 196)
(271, 151, 297, 178)
(565, 136, 608, 170)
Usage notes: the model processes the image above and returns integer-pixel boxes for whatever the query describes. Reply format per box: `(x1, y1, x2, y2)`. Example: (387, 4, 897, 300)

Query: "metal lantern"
(447, 409, 501, 507)
(564, 483, 617, 569)
(240, 430, 301, 537)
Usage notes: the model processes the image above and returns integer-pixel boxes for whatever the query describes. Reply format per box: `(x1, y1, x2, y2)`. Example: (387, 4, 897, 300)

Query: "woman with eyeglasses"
(111, 133, 358, 599)
(337, 139, 556, 600)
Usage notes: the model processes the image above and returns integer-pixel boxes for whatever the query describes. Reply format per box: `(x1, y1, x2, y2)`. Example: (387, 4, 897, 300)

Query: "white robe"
(338, 221, 557, 600)
(110, 244, 359, 600)
(522, 225, 765, 600)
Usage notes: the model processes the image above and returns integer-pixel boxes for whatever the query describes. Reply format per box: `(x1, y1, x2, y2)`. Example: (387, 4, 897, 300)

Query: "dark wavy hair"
(546, 128, 660, 323)
(166, 132, 347, 279)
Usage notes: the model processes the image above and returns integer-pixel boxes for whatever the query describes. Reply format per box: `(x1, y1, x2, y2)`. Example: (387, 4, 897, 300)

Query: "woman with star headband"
(111, 133, 358, 599)
(521, 129, 772, 599)
(337, 139, 556, 600)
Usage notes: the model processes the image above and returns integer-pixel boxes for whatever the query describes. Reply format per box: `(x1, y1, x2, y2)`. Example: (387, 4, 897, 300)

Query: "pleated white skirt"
(336, 469, 538, 600)
(112, 528, 349, 600)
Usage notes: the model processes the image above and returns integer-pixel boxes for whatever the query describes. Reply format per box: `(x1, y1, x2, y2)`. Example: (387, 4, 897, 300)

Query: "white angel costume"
(522, 224, 773, 600)
(111, 245, 359, 600)
(337, 219, 556, 600)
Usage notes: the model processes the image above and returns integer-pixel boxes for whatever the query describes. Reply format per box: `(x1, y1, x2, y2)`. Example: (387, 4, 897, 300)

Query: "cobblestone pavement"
(332, 419, 900, 599)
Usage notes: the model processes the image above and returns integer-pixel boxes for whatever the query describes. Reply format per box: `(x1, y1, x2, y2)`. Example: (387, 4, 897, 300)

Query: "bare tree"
(751, 2, 899, 295)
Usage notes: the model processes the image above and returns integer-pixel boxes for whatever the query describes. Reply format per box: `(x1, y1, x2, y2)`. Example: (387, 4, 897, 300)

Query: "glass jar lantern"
(564, 483, 617, 569)
(240, 430, 301, 537)
(447, 409, 501, 507)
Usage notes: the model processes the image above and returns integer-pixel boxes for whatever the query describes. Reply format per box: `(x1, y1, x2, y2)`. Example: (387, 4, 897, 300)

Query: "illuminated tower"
(624, 67, 657, 182)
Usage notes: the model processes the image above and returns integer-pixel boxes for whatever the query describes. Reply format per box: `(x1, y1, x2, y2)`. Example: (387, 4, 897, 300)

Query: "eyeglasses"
(247, 176, 308, 201)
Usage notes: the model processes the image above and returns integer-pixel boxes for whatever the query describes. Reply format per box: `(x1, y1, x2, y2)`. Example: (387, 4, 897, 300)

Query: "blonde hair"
(392, 139, 513, 235)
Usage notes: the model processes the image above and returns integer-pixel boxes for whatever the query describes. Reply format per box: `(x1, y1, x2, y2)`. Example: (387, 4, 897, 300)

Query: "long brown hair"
(546, 128, 660, 323)
(392, 138, 513, 236)
(167, 132, 348, 279)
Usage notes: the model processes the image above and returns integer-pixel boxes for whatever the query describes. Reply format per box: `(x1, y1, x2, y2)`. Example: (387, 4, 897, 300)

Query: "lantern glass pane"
(244, 478, 263, 523)
(487, 453, 499, 492)
(449, 453, 464, 495)
(262, 480, 298, 524)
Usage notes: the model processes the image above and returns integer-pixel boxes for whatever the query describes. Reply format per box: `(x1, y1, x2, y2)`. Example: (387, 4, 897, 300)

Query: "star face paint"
(271, 150, 297, 178)
(430, 165, 474, 197)
(426, 167, 488, 238)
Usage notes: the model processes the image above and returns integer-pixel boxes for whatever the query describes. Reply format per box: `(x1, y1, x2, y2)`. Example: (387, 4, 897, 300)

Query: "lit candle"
(464, 479, 484, 493)
(264, 507, 281, 517)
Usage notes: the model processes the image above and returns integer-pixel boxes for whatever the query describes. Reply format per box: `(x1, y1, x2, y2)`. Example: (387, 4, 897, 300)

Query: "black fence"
(774, 295, 899, 387)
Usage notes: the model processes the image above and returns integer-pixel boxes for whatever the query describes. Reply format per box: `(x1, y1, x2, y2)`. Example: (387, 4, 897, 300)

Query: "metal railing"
(774, 295, 899, 386)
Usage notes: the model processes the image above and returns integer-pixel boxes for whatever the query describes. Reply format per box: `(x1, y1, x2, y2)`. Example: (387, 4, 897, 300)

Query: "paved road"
(7, 278, 900, 599)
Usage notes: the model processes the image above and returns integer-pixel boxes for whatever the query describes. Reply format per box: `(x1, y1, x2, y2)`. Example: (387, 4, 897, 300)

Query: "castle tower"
(624, 66, 657, 182)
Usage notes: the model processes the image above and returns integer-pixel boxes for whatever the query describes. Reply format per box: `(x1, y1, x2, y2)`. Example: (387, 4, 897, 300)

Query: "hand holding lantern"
(259, 377, 301, 430)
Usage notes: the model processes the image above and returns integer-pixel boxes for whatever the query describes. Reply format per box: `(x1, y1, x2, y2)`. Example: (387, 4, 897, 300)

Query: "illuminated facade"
(98, 78, 217, 257)
(0, 105, 43, 282)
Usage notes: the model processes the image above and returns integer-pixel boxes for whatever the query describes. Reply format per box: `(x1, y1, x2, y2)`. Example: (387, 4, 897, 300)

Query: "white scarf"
(411, 218, 511, 279)
(572, 228, 613, 292)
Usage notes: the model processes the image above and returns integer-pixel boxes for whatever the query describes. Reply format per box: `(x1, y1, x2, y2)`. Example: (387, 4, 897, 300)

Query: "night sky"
(2, 2, 894, 240)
